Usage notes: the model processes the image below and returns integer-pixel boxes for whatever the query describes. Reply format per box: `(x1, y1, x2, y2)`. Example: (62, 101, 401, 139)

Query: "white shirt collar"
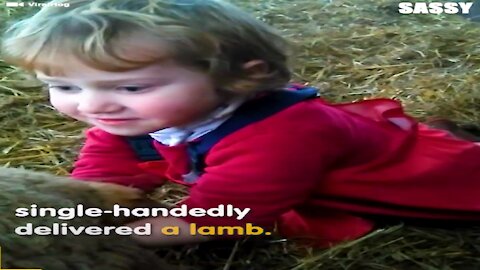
(149, 97, 245, 146)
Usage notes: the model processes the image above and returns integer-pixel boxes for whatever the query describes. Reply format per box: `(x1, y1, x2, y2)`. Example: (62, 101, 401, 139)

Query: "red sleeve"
(179, 104, 345, 229)
(71, 127, 167, 191)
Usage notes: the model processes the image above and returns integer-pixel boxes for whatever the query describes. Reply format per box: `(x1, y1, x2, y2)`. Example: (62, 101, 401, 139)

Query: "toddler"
(2, 0, 480, 247)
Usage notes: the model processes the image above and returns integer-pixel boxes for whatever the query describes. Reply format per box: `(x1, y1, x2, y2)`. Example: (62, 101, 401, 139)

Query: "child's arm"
(126, 116, 339, 245)
(179, 129, 328, 229)
(71, 127, 167, 191)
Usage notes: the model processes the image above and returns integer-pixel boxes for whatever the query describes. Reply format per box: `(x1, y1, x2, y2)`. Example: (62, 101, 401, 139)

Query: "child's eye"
(48, 85, 77, 91)
(117, 86, 149, 92)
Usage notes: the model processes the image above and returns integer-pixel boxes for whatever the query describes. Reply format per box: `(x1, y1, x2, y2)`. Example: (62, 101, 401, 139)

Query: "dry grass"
(1, 0, 479, 269)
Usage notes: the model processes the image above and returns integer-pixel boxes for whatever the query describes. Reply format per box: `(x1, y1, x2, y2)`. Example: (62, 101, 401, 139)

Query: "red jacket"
(71, 97, 480, 246)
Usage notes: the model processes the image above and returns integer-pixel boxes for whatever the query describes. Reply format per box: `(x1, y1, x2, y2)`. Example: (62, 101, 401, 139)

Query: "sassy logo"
(398, 2, 473, 14)
(0, 247, 42, 270)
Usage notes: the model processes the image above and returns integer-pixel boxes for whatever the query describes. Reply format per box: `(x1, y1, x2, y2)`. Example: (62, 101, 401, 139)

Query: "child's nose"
(76, 91, 121, 114)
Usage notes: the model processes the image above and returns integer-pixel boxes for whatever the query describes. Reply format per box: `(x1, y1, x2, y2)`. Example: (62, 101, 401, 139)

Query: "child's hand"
(80, 181, 147, 207)
(76, 180, 171, 225)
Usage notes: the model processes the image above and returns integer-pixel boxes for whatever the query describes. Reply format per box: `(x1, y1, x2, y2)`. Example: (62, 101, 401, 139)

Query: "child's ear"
(241, 60, 269, 78)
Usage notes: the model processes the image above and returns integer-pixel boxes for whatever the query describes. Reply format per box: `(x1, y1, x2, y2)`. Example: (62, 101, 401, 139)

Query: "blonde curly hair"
(1, 0, 292, 94)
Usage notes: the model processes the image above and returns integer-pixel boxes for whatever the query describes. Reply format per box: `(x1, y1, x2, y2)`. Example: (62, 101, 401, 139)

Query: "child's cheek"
(49, 93, 84, 121)
(133, 96, 185, 117)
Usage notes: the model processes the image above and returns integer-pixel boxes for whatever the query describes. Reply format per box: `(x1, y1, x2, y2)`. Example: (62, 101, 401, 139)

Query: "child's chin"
(97, 126, 154, 137)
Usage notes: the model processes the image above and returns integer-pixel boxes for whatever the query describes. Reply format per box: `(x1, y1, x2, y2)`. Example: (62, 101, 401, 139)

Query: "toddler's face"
(35, 58, 223, 136)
